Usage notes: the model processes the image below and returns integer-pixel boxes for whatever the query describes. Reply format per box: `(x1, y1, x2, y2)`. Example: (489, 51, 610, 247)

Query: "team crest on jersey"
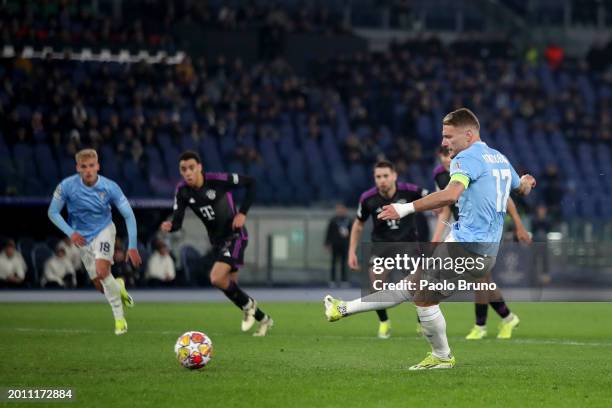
(98, 191, 106, 200)
(206, 189, 216, 200)
(375, 207, 382, 213)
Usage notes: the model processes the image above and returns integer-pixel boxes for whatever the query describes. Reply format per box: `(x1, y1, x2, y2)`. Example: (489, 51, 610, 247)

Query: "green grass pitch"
(1, 302, 611, 407)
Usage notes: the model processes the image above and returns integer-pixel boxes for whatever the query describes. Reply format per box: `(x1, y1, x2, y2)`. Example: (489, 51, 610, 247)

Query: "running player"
(432, 146, 531, 340)
(325, 108, 536, 369)
(160, 151, 273, 336)
(349, 160, 428, 339)
(48, 149, 141, 335)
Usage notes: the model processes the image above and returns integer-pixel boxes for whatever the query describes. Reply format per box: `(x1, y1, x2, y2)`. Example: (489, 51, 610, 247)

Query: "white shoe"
(241, 299, 257, 332)
(253, 316, 274, 337)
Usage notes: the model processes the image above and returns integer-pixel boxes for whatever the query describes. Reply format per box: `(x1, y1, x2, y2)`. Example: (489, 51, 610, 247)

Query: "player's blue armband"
(117, 201, 138, 250)
(47, 197, 75, 238)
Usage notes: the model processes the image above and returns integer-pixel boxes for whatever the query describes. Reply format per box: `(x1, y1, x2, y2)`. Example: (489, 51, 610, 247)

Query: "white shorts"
(79, 223, 116, 280)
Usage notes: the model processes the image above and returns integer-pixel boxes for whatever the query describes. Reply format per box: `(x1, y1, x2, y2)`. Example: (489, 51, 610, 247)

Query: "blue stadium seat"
(144, 145, 165, 178)
(163, 145, 181, 180)
(34, 144, 59, 193)
(13, 143, 36, 178)
(157, 133, 174, 152)
(32, 243, 53, 287)
(58, 154, 77, 178)
(180, 134, 197, 152)
(200, 137, 224, 172)
(180, 245, 201, 286)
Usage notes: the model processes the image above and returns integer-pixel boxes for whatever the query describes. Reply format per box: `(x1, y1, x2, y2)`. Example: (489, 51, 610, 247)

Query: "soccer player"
(432, 146, 531, 340)
(160, 151, 273, 336)
(325, 108, 536, 369)
(48, 149, 141, 335)
(348, 160, 428, 339)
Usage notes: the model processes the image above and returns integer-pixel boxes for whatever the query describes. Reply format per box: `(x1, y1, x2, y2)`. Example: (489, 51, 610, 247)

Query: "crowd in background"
(2, 36, 610, 213)
(1, 0, 350, 51)
(0, 235, 178, 289)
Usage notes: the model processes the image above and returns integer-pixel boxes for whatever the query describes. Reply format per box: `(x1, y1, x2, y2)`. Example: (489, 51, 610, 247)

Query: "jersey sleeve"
(450, 152, 483, 189)
(47, 180, 75, 238)
(207, 173, 256, 215)
(356, 199, 370, 222)
(169, 186, 188, 232)
(509, 163, 521, 190)
(109, 182, 138, 249)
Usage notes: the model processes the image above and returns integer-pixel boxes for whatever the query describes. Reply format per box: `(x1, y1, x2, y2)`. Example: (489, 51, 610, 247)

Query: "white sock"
(101, 275, 124, 320)
(502, 313, 515, 323)
(345, 288, 411, 316)
(417, 305, 451, 359)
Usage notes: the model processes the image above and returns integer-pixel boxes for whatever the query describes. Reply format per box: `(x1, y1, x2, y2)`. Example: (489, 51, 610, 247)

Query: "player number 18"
(492, 169, 511, 213)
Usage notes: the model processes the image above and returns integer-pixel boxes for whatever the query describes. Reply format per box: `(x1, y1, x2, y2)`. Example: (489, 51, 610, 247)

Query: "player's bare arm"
(127, 248, 142, 267)
(347, 219, 364, 270)
(378, 181, 465, 221)
(431, 205, 452, 242)
(507, 197, 532, 244)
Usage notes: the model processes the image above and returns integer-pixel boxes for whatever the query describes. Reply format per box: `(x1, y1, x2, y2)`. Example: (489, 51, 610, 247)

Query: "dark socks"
(376, 309, 389, 322)
(221, 281, 250, 309)
(254, 309, 265, 321)
(475, 303, 488, 326)
(221, 281, 267, 322)
(490, 300, 511, 319)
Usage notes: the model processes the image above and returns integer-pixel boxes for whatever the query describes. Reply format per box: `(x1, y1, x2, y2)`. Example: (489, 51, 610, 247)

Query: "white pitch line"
(4, 327, 612, 347)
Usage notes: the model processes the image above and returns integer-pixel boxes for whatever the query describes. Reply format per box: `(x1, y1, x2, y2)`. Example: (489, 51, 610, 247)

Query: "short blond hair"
(75, 148, 98, 163)
(442, 108, 480, 130)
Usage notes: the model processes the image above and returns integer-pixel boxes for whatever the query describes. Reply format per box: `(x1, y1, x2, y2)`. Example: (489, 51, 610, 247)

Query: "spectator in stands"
(531, 204, 552, 285)
(325, 203, 351, 287)
(42, 244, 76, 288)
(542, 165, 564, 224)
(57, 237, 84, 285)
(0, 239, 27, 288)
(146, 239, 176, 287)
(544, 44, 564, 70)
(532, 204, 552, 242)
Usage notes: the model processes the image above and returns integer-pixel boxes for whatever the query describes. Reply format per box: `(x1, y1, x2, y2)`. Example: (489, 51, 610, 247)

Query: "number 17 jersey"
(449, 141, 520, 252)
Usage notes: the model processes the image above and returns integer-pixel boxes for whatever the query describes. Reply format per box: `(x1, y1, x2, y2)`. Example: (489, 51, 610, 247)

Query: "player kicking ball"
(160, 151, 273, 336)
(48, 149, 141, 335)
(324, 108, 536, 369)
(432, 146, 529, 340)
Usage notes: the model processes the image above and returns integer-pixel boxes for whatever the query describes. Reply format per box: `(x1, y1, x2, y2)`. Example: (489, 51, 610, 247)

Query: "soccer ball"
(174, 331, 213, 369)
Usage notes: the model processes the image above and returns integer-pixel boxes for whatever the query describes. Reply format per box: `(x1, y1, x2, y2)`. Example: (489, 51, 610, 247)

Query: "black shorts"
(213, 234, 248, 272)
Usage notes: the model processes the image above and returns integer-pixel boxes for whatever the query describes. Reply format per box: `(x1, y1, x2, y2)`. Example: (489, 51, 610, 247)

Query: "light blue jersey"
(449, 141, 520, 256)
(47, 174, 138, 249)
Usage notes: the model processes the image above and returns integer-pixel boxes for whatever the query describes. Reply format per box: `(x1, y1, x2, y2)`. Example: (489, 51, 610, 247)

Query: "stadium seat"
(200, 137, 224, 172)
(31, 243, 53, 287)
(180, 245, 201, 286)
